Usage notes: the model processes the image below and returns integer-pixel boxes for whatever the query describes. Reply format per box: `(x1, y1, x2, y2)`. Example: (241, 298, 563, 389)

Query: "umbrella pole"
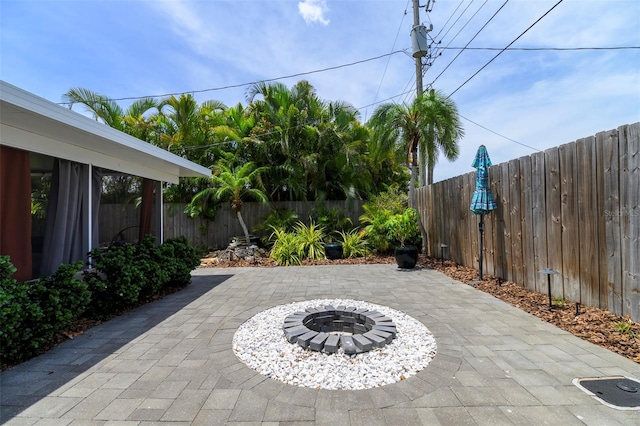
(479, 214, 484, 280)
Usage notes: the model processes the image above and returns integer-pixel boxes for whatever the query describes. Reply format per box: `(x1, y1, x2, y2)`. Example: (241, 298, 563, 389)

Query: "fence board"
(544, 146, 563, 300)
(530, 151, 547, 293)
(509, 158, 524, 286)
(419, 122, 639, 321)
(595, 131, 609, 311)
(620, 123, 640, 319)
(462, 173, 473, 269)
(559, 142, 580, 303)
(603, 129, 623, 315)
(447, 178, 460, 264)
(519, 155, 536, 291)
(483, 168, 496, 277)
(576, 136, 599, 308)
(499, 163, 513, 282)
(491, 164, 505, 279)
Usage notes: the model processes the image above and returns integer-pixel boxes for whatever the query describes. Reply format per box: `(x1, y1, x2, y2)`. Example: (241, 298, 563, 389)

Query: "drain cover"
(573, 376, 640, 410)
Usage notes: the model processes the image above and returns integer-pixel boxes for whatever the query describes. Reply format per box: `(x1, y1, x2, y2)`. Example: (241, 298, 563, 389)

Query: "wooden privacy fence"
(100, 200, 364, 251)
(416, 122, 639, 321)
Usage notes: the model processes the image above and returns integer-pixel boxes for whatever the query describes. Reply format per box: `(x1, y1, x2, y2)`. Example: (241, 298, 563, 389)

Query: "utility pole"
(408, 0, 422, 209)
(410, 0, 432, 254)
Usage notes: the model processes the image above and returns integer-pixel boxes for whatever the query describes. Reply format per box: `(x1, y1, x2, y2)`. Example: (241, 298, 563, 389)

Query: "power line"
(431, 0, 509, 86)
(447, 0, 566, 99)
(431, 0, 489, 61)
(365, 0, 412, 121)
(59, 49, 408, 104)
(459, 114, 541, 152)
(440, 46, 640, 51)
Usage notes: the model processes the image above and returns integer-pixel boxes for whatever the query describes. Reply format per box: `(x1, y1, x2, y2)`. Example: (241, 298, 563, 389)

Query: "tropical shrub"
(313, 206, 353, 242)
(85, 237, 199, 316)
(359, 185, 410, 253)
(294, 220, 325, 260)
(269, 228, 302, 266)
(337, 229, 368, 258)
(85, 243, 145, 315)
(254, 208, 299, 247)
(1, 258, 88, 365)
(385, 208, 421, 248)
(163, 237, 201, 286)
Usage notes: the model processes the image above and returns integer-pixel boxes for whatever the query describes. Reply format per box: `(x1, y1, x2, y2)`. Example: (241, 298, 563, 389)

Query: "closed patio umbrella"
(470, 145, 497, 280)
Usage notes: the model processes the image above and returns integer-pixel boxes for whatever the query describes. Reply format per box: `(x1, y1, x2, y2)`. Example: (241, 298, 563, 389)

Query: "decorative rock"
(352, 334, 373, 351)
(309, 332, 329, 351)
(233, 298, 437, 390)
(324, 335, 340, 353)
(340, 336, 356, 354)
(297, 331, 319, 348)
(363, 331, 386, 348)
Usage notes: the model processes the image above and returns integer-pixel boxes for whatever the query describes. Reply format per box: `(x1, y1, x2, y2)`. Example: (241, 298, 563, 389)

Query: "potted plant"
(386, 208, 420, 269)
(315, 207, 352, 260)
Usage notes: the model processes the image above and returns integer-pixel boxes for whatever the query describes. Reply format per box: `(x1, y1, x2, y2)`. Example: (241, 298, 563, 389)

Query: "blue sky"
(1, 0, 639, 182)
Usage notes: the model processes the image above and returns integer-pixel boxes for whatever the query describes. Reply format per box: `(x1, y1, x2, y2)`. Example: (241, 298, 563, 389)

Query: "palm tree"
(368, 89, 463, 187)
(188, 162, 268, 246)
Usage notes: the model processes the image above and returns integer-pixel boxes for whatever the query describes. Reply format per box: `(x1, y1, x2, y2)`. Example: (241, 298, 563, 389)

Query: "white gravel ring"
(232, 299, 437, 390)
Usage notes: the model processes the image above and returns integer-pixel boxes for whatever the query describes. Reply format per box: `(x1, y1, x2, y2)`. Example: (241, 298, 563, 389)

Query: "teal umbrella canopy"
(470, 145, 497, 215)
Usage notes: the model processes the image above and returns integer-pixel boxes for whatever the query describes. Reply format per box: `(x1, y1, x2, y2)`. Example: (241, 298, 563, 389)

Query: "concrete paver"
(2, 264, 640, 424)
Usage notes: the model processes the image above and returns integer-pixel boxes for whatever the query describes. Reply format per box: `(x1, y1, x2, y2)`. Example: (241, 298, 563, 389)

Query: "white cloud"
(298, 0, 330, 26)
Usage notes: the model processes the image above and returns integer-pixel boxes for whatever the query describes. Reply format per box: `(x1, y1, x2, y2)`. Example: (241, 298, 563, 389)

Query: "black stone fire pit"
(283, 305, 397, 354)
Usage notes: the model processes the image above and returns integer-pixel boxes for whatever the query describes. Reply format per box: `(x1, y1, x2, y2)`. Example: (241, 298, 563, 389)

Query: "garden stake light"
(539, 268, 559, 309)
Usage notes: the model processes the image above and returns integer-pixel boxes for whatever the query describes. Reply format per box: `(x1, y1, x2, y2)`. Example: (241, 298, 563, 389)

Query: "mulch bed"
(420, 257, 640, 363)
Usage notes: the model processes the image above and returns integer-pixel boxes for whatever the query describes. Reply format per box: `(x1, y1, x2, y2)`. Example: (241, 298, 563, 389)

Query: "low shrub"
(294, 221, 325, 260)
(254, 208, 299, 248)
(1, 237, 200, 366)
(269, 228, 302, 266)
(86, 236, 200, 316)
(337, 229, 368, 258)
(1, 257, 87, 365)
(163, 237, 201, 287)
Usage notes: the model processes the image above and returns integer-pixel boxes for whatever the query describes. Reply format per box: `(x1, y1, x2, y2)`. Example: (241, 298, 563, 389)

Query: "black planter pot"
(324, 243, 344, 260)
(394, 246, 418, 269)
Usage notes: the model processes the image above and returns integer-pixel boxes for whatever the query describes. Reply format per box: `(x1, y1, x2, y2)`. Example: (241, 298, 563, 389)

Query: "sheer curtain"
(40, 159, 101, 276)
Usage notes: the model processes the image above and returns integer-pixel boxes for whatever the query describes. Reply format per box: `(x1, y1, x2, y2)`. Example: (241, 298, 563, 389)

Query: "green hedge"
(85, 236, 200, 316)
(0, 237, 200, 366)
(0, 257, 88, 364)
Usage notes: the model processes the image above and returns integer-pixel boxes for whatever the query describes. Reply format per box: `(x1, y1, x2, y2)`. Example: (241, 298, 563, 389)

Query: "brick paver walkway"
(2, 264, 639, 425)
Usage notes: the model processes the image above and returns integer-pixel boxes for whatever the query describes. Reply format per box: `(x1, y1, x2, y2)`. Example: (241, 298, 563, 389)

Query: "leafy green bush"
(85, 243, 145, 315)
(359, 204, 394, 253)
(254, 208, 299, 248)
(337, 229, 368, 258)
(135, 236, 171, 296)
(85, 237, 200, 316)
(312, 206, 353, 242)
(385, 208, 421, 248)
(163, 237, 201, 287)
(269, 228, 302, 266)
(1, 258, 87, 365)
(294, 220, 326, 260)
(359, 186, 412, 253)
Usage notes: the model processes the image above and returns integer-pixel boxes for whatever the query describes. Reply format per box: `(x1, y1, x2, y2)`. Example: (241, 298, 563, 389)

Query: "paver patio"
(1, 264, 639, 425)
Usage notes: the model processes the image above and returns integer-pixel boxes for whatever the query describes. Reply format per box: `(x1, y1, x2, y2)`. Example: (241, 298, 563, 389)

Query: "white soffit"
(0, 81, 211, 184)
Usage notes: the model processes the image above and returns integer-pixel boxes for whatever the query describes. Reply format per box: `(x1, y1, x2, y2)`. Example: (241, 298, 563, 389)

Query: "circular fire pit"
(283, 305, 397, 354)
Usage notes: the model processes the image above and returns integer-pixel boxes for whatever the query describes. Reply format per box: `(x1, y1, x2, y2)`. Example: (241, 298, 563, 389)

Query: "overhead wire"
(59, 49, 409, 105)
(430, 0, 509, 86)
(364, 0, 412, 121)
(459, 114, 540, 151)
(446, 0, 566, 99)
